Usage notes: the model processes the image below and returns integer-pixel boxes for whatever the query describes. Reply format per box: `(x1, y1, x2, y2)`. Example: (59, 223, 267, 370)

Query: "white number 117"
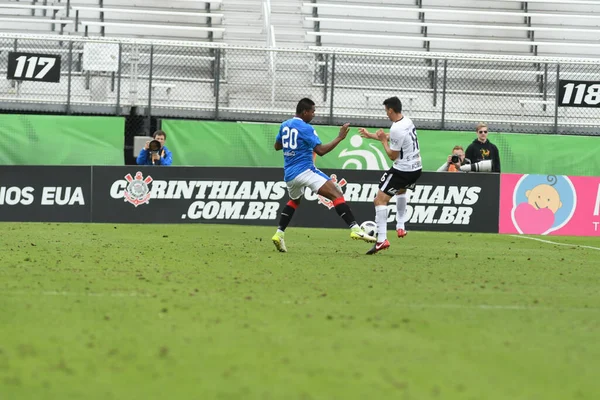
(13, 56, 56, 79)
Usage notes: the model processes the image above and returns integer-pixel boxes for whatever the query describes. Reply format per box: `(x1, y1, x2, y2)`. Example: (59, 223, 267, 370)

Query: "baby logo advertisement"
(500, 174, 600, 236)
(511, 175, 575, 235)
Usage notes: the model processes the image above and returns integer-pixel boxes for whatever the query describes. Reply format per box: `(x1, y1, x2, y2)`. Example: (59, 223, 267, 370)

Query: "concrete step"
(270, 2, 302, 13)
(220, 0, 261, 12)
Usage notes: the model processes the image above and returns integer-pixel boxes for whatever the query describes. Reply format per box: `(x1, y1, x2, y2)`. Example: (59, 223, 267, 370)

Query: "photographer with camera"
(136, 130, 173, 166)
(437, 145, 471, 172)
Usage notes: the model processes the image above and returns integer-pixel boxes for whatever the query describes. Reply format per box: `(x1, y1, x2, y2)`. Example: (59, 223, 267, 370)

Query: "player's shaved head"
(296, 98, 315, 115)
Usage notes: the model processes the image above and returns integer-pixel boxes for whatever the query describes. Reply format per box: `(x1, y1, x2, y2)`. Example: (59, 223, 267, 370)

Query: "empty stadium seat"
(0, 0, 225, 42)
(304, 0, 600, 57)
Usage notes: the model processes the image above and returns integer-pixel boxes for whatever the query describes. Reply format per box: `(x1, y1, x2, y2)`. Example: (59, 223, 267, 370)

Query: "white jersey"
(389, 116, 422, 172)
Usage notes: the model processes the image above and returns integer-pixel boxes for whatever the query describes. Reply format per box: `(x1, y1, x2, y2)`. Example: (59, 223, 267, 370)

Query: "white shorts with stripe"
(286, 168, 330, 200)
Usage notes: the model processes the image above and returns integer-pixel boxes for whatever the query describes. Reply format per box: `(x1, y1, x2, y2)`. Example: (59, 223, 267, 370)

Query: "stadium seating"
(288, 0, 600, 126)
(0, 0, 225, 42)
(3, 0, 600, 56)
(71, 1, 224, 41)
(2, 0, 600, 131)
(0, 2, 71, 35)
(220, 0, 303, 47)
(303, 0, 600, 58)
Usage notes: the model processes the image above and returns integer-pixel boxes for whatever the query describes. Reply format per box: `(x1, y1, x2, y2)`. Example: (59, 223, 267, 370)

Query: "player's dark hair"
(383, 97, 402, 113)
(296, 98, 315, 115)
(153, 130, 167, 139)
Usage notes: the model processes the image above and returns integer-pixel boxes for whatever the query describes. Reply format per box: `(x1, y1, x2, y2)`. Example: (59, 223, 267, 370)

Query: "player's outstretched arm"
(314, 123, 350, 156)
(359, 128, 389, 141)
(358, 128, 377, 140)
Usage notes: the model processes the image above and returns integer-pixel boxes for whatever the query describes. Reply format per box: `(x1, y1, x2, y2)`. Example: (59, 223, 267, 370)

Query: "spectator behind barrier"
(137, 130, 173, 166)
(462, 123, 501, 173)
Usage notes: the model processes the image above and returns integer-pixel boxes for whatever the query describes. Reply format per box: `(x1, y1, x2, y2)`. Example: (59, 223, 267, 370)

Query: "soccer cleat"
(366, 239, 391, 255)
(272, 231, 287, 253)
(350, 226, 377, 243)
(396, 228, 408, 238)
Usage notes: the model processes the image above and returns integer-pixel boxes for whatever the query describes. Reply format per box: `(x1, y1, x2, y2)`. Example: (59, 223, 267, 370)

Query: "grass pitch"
(1, 222, 599, 400)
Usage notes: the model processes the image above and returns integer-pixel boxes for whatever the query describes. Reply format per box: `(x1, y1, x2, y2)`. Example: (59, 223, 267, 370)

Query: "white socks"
(375, 205, 388, 242)
(396, 193, 407, 230)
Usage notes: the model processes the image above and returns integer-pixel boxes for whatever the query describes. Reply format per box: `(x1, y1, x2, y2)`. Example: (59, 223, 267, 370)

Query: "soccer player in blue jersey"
(271, 98, 376, 252)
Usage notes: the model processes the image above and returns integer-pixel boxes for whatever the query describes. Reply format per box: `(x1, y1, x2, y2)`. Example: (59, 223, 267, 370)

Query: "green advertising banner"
(0, 115, 124, 165)
(162, 119, 600, 176)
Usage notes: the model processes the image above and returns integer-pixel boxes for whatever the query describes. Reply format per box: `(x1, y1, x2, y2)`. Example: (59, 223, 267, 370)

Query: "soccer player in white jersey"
(358, 96, 422, 255)
(271, 98, 376, 252)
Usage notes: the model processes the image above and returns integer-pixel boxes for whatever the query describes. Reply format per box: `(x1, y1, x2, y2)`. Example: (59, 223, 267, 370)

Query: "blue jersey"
(275, 117, 322, 181)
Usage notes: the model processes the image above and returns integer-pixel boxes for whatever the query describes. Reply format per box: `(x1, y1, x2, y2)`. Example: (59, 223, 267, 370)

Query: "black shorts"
(378, 168, 422, 196)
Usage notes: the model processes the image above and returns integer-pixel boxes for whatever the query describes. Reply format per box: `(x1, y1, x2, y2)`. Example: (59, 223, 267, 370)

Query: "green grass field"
(1, 223, 599, 400)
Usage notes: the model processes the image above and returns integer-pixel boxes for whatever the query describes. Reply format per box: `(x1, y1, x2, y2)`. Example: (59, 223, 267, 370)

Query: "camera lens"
(149, 140, 161, 151)
(451, 155, 459, 163)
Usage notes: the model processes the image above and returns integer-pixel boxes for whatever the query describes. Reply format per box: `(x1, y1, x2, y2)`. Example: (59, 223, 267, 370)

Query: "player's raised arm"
(376, 129, 400, 161)
(313, 123, 350, 156)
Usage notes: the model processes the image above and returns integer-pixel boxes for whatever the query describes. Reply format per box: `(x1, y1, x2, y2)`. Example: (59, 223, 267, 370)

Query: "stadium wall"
(162, 120, 600, 177)
(1, 114, 124, 165)
(1, 114, 597, 177)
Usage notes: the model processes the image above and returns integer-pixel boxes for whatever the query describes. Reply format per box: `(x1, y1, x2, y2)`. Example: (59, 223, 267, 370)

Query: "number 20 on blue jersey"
(281, 127, 298, 149)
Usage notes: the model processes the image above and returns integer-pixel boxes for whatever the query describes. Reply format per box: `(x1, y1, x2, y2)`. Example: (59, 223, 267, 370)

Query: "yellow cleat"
(272, 231, 287, 252)
(350, 226, 377, 243)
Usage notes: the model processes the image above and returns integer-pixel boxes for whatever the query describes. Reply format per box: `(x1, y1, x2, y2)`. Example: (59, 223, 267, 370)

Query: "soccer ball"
(360, 220, 377, 237)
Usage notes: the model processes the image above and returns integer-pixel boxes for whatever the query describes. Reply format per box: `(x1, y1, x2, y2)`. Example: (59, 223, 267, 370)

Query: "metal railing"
(262, 0, 276, 108)
(2, 33, 600, 135)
